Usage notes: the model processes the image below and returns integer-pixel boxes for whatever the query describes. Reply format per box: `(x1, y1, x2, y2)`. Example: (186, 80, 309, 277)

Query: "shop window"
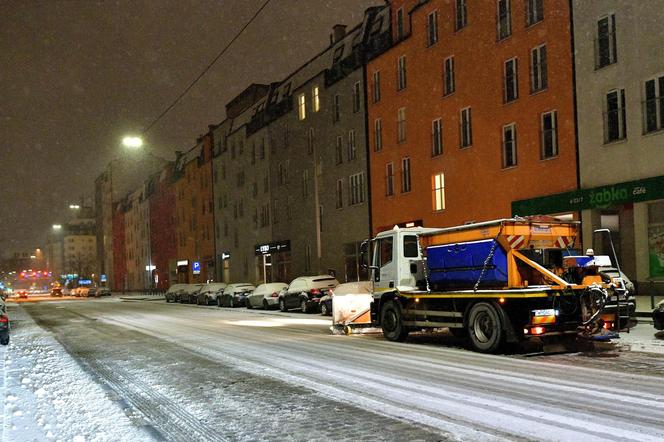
(648, 201, 664, 278)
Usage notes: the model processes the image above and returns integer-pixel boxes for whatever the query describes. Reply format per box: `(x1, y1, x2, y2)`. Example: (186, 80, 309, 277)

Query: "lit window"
(312, 86, 320, 112)
(433, 173, 445, 211)
(298, 93, 306, 120)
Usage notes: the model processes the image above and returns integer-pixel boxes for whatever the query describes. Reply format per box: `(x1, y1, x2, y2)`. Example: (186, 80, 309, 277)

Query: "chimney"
(332, 24, 347, 43)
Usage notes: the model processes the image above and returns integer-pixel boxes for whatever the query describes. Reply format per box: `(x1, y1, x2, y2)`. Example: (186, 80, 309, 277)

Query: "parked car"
(88, 287, 98, 297)
(50, 287, 63, 297)
(246, 282, 288, 309)
(218, 283, 255, 307)
(96, 286, 111, 297)
(179, 284, 204, 304)
(165, 284, 188, 303)
(77, 287, 91, 297)
(654, 299, 664, 331)
(196, 283, 227, 305)
(319, 293, 332, 316)
(0, 298, 9, 345)
(17, 290, 28, 299)
(279, 275, 339, 313)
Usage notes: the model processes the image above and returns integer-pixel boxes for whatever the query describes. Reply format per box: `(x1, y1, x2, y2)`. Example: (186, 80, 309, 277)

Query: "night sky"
(0, 0, 382, 257)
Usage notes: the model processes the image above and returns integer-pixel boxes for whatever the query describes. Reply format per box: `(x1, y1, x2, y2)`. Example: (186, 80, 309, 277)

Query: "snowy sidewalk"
(1, 305, 150, 442)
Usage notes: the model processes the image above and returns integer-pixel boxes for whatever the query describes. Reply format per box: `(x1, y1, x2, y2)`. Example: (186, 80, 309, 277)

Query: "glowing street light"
(122, 136, 144, 149)
(69, 204, 81, 210)
(52, 224, 62, 230)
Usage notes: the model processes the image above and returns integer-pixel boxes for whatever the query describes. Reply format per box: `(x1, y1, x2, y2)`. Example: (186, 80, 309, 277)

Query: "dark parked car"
(0, 298, 9, 345)
(218, 283, 255, 307)
(96, 286, 111, 296)
(654, 299, 664, 331)
(180, 284, 204, 304)
(279, 275, 339, 313)
(50, 287, 63, 297)
(319, 293, 332, 316)
(196, 283, 227, 305)
(165, 284, 188, 303)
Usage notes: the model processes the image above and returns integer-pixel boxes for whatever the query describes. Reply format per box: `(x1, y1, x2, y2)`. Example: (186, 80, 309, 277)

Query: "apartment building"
(514, 1, 664, 291)
(148, 164, 177, 290)
(123, 185, 151, 290)
(174, 133, 215, 283)
(368, 0, 577, 232)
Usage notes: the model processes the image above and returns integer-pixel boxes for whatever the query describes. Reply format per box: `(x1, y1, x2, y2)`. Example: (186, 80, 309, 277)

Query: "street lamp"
(69, 204, 81, 210)
(122, 136, 144, 149)
(52, 224, 62, 230)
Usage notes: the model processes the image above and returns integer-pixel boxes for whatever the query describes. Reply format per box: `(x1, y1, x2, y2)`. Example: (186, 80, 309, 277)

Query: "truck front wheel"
(467, 302, 504, 353)
(381, 301, 409, 342)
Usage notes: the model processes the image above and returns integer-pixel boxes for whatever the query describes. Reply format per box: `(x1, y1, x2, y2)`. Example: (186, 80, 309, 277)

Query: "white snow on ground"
(614, 322, 664, 354)
(0, 306, 149, 442)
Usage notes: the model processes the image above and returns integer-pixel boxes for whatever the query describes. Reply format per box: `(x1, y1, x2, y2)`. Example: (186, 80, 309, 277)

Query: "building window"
(502, 123, 517, 168)
(397, 107, 406, 143)
(401, 157, 411, 193)
(433, 173, 445, 211)
(312, 86, 320, 112)
(497, 0, 512, 40)
(336, 136, 343, 164)
(455, 0, 467, 31)
(263, 173, 269, 193)
(596, 14, 617, 69)
(302, 169, 310, 197)
(531, 44, 547, 93)
(443, 56, 455, 96)
(432, 118, 443, 157)
(374, 118, 383, 152)
(372, 70, 381, 103)
(460, 107, 472, 148)
(385, 163, 394, 197)
(349, 173, 365, 205)
(397, 55, 407, 91)
(278, 162, 287, 186)
(336, 179, 344, 209)
(396, 7, 404, 40)
(541, 110, 558, 158)
(644, 76, 664, 134)
(504, 57, 518, 102)
(348, 130, 356, 160)
(353, 82, 361, 113)
(333, 94, 341, 123)
(427, 11, 438, 46)
(308, 128, 315, 154)
(298, 93, 306, 120)
(273, 199, 279, 225)
(526, 0, 544, 27)
(605, 89, 627, 143)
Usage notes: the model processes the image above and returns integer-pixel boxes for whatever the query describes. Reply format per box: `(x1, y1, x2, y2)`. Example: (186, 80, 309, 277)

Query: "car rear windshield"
(313, 278, 336, 283)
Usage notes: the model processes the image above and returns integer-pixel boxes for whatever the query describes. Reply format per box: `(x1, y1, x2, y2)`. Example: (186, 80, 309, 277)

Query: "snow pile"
(1, 306, 149, 441)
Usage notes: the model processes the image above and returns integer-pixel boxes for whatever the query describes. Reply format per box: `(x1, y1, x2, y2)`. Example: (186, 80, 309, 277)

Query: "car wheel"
(246, 299, 252, 309)
(263, 299, 269, 310)
(279, 298, 287, 312)
(217, 296, 222, 307)
(229, 297, 234, 308)
(0, 333, 9, 346)
(320, 302, 329, 316)
(467, 302, 504, 353)
(380, 300, 409, 342)
(300, 299, 308, 314)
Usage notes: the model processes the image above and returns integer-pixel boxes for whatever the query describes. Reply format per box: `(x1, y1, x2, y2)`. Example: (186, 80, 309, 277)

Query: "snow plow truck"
(354, 217, 626, 353)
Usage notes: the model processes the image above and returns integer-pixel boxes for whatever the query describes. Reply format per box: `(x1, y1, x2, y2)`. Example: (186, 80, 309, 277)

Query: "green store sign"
(512, 175, 664, 216)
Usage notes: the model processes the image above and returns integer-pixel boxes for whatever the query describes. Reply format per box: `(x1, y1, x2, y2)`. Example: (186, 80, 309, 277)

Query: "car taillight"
(0, 316, 8, 323)
(271, 292, 279, 298)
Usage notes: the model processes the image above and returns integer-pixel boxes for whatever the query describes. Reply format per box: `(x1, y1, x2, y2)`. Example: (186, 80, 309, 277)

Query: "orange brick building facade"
(174, 132, 216, 283)
(368, 0, 578, 233)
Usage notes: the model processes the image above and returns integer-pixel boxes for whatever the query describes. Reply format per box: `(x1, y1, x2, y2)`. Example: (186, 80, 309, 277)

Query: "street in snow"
(2, 297, 664, 442)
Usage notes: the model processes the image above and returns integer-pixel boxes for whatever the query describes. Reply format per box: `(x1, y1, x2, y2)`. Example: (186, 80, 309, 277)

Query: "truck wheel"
(381, 301, 409, 342)
(467, 302, 504, 353)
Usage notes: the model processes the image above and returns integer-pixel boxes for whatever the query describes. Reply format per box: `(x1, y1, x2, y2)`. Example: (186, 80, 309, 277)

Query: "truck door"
(373, 234, 396, 290)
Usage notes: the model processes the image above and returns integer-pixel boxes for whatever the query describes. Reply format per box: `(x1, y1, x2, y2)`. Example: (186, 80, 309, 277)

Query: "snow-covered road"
(11, 298, 664, 441)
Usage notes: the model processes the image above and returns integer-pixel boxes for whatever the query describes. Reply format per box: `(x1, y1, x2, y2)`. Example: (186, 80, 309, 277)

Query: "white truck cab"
(370, 226, 441, 292)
